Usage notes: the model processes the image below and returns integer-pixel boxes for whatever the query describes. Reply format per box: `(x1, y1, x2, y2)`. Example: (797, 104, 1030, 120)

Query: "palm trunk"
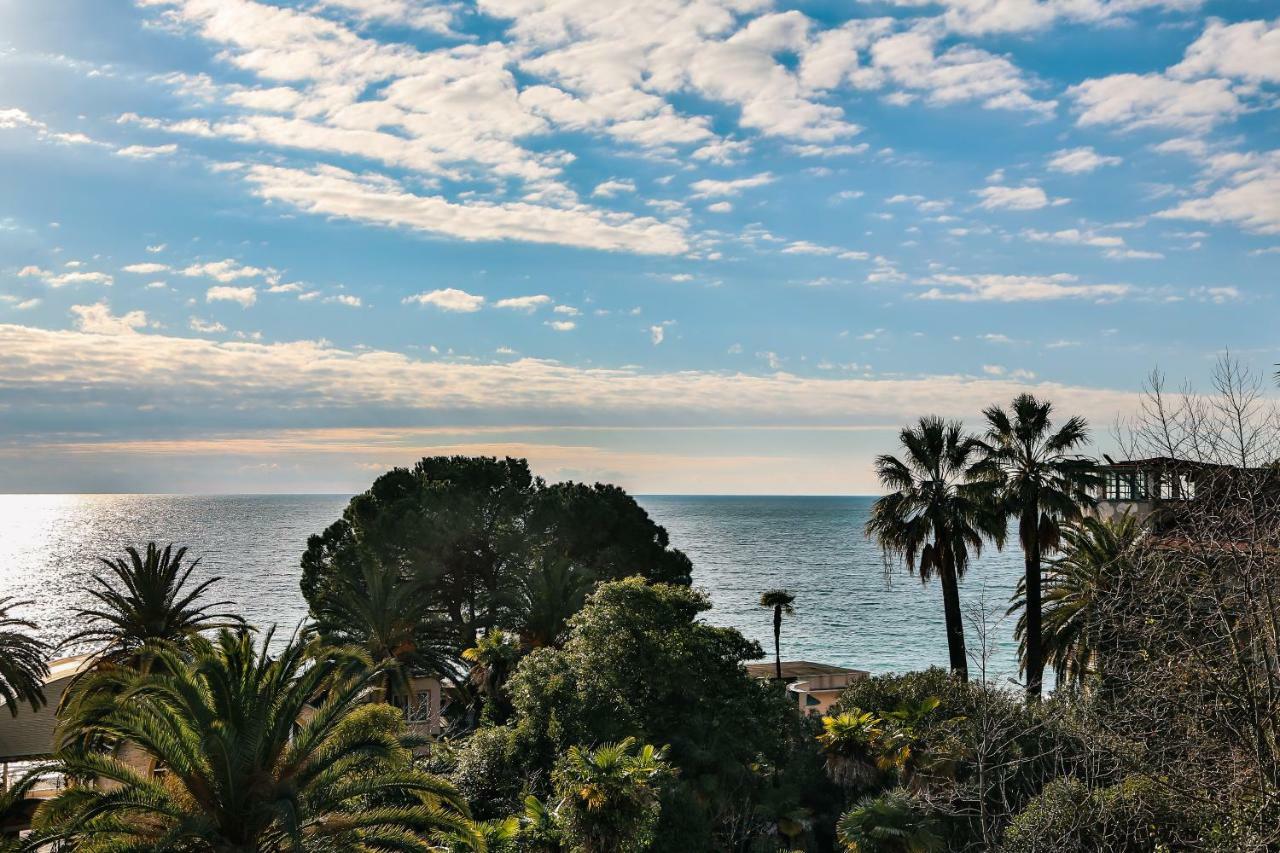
(938, 541, 968, 682)
(773, 606, 783, 680)
(1023, 507, 1044, 702)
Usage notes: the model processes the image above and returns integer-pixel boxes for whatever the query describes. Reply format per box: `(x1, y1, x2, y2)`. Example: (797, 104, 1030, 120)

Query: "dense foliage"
(450, 577, 838, 851)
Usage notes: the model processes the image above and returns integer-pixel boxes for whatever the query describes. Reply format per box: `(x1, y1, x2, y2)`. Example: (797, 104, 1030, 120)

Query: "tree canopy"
(301, 457, 693, 661)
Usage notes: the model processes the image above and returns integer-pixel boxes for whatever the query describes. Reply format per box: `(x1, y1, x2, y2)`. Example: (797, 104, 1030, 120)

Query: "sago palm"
(61, 542, 243, 667)
(758, 589, 796, 680)
(977, 394, 1099, 700)
(867, 417, 1004, 681)
(34, 628, 477, 851)
(1010, 512, 1140, 689)
(0, 597, 49, 716)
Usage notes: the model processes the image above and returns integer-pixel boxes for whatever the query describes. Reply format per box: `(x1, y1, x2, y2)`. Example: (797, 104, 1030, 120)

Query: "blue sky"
(0, 0, 1276, 494)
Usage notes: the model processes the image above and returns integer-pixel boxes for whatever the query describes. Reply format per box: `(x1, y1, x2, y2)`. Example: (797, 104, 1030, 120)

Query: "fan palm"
(34, 628, 478, 851)
(867, 417, 1004, 681)
(818, 710, 891, 789)
(836, 789, 944, 853)
(61, 542, 243, 668)
(759, 589, 796, 680)
(0, 598, 48, 717)
(308, 557, 457, 702)
(1009, 512, 1140, 689)
(553, 738, 671, 853)
(977, 394, 1099, 700)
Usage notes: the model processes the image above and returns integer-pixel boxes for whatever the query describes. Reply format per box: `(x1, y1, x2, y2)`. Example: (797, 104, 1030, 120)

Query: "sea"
(0, 494, 1029, 684)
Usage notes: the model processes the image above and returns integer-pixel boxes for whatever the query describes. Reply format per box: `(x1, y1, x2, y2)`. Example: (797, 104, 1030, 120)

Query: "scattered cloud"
(918, 273, 1132, 301)
(1047, 146, 1122, 174)
(494, 294, 552, 312)
(403, 288, 486, 312)
(975, 185, 1068, 211)
(206, 285, 257, 307)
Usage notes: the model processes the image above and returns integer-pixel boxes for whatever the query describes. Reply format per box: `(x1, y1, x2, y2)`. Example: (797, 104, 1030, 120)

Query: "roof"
(0, 654, 94, 761)
(746, 660, 862, 679)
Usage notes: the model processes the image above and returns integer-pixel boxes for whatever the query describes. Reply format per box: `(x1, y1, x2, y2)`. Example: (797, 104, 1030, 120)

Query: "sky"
(0, 0, 1276, 495)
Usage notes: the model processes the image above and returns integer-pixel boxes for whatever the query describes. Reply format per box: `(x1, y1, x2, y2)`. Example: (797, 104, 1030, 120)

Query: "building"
(1094, 455, 1277, 534)
(747, 660, 869, 717)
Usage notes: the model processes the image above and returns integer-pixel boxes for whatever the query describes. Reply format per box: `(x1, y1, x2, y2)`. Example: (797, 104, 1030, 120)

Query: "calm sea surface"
(0, 494, 1028, 683)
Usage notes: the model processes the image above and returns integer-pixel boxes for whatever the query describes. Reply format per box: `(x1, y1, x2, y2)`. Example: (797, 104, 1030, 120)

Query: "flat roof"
(746, 660, 864, 679)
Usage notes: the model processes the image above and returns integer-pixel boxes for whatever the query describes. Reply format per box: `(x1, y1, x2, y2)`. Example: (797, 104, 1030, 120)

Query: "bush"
(450, 725, 526, 820)
(1000, 775, 1212, 852)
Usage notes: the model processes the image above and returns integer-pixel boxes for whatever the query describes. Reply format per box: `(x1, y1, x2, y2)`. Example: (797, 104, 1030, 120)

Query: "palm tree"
(1009, 512, 1140, 689)
(818, 710, 891, 789)
(759, 589, 796, 680)
(867, 417, 1005, 681)
(61, 542, 243, 668)
(836, 789, 944, 853)
(308, 558, 456, 702)
(0, 764, 57, 851)
(553, 738, 671, 853)
(0, 598, 48, 717)
(977, 394, 1099, 700)
(515, 556, 593, 649)
(35, 628, 477, 851)
(462, 628, 521, 723)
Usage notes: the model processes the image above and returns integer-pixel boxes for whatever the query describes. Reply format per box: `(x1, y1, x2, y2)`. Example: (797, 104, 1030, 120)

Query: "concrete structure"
(747, 660, 869, 717)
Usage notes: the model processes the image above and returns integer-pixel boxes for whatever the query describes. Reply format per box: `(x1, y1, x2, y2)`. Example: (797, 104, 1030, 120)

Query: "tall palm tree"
(758, 589, 796, 680)
(977, 394, 1099, 700)
(61, 542, 243, 668)
(34, 628, 477, 851)
(1009, 512, 1140, 689)
(0, 598, 48, 716)
(308, 558, 456, 702)
(867, 417, 1005, 681)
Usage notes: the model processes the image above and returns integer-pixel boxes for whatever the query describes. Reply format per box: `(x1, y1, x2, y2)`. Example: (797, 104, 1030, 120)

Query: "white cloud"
(243, 164, 689, 255)
(1170, 17, 1280, 84)
(181, 259, 273, 282)
(975, 185, 1067, 211)
(707, 201, 733, 213)
(70, 302, 150, 335)
(404, 287, 485, 312)
(592, 178, 636, 198)
(1023, 228, 1125, 248)
(189, 316, 228, 333)
(1067, 73, 1242, 132)
(553, 304, 580, 316)
(1156, 150, 1280, 234)
(546, 320, 576, 331)
(494, 294, 552, 312)
(19, 266, 114, 288)
(315, 0, 463, 35)
(1047, 146, 1123, 174)
(872, 0, 1202, 36)
(146, 243, 167, 253)
(206, 285, 258, 307)
(324, 294, 363, 307)
(115, 143, 179, 159)
(688, 172, 776, 199)
(918, 272, 1132, 301)
(0, 321, 1148, 452)
(649, 324, 666, 345)
(123, 262, 171, 275)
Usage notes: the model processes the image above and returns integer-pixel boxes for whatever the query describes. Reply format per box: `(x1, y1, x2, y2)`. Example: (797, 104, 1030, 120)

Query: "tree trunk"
(773, 606, 783, 680)
(938, 543, 968, 682)
(1023, 507, 1044, 702)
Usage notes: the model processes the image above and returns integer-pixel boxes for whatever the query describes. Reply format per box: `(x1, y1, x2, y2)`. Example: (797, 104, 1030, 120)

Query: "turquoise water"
(0, 494, 1027, 683)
